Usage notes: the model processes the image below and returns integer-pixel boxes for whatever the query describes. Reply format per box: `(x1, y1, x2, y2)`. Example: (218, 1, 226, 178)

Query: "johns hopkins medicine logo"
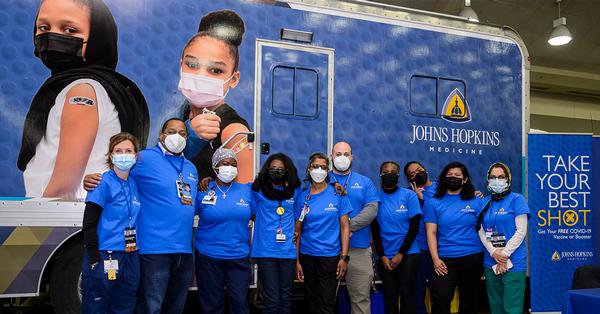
(441, 88, 471, 123)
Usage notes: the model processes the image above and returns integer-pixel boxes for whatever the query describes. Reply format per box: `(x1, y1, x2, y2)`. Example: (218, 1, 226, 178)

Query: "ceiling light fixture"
(548, 0, 572, 46)
(459, 0, 479, 22)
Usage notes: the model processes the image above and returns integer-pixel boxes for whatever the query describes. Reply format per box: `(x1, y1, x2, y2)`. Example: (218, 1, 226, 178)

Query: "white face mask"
(178, 70, 234, 108)
(487, 178, 509, 194)
(163, 134, 186, 154)
(309, 168, 328, 183)
(216, 165, 238, 183)
(333, 155, 351, 172)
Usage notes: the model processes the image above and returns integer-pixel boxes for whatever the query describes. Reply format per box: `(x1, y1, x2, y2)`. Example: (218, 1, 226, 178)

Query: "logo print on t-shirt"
(324, 203, 338, 212)
(350, 182, 363, 189)
(236, 198, 249, 206)
(461, 205, 475, 213)
(396, 204, 408, 213)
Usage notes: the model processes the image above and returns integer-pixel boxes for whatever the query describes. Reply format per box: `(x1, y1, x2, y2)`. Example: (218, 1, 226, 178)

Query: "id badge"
(276, 229, 286, 242)
(103, 259, 119, 281)
(298, 206, 309, 222)
(485, 229, 493, 242)
(176, 180, 193, 205)
(202, 190, 217, 205)
(491, 233, 507, 248)
(124, 227, 137, 252)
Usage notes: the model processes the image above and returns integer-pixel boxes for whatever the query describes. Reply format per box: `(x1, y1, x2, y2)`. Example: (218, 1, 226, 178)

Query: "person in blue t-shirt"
(477, 162, 529, 314)
(424, 161, 484, 314)
(295, 152, 352, 314)
(195, 148, 255, 314)
(82, 132, 141, 314)
(372, 161, 422, 314)
(403, 161, 438, 314)
(330, 141, 379, 314)
(84, 118, 198, 314)
(250, 153, 302, 314)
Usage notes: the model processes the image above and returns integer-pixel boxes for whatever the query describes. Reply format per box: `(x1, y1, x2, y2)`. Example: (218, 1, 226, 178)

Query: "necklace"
(216, 183, 232, 199)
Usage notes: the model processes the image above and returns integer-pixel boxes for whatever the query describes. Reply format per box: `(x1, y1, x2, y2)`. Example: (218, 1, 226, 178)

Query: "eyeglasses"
(310, 164, 328, 170)
(489, 175, 507, 180)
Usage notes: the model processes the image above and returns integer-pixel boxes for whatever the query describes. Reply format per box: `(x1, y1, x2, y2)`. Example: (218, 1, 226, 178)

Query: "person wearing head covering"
(477, 162, 529, 314)
(84, 117, 197, 314)
(294, 152, 352, 314)
(81, 132, 141, 313)
(424, 162, 485, 314)
(176, 9, 253, 183)
(19, 0, 149, 200)
(194, 147, 255, 314)
(250, 153, 302, 314)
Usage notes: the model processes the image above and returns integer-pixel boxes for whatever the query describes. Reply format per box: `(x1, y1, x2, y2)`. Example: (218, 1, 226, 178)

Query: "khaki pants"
(346, 247, 374, 314)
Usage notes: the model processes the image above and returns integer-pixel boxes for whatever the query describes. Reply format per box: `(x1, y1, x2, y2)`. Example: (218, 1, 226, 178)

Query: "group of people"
(20, 0, 530, 314)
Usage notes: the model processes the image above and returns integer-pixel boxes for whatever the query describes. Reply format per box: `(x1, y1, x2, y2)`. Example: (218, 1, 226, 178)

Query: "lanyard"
(486, 198, 507, 231)
(118, 179, 134, 228)
(154, 146, 185, 180)
(277, 200, 283, 230)
(332, 172, 352, 189)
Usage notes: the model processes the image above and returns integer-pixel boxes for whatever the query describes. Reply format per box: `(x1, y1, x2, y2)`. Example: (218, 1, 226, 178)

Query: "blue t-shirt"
(294, 185, 352, 257)
(195, 182, 255, 259)
(377, 188, 422, 258)
(417, 181, 438, 251)
(424, 194, 484, 258)
(251, 187, 302, 259)
(331, 171, 380, 249)
(482, 192, 530, 272)
(130, 145, 198, 254)
(86, 170, 141, 251)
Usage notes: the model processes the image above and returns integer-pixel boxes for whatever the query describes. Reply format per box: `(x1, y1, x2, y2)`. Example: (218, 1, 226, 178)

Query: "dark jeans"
(137, 253, 193, 314)
(256, 258, 296, 314)
(378, 253, 420, 314)
(415, 250, 433, 314)
(195, 251, 251, 314)
(431, 252, 484, 314)
(299, 254, 340, 314)
(82, 250, 140, 314)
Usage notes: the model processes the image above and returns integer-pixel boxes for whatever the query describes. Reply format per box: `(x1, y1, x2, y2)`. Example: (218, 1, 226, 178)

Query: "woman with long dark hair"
(424, 161, 484, 314)
(251, 153, 302, 314)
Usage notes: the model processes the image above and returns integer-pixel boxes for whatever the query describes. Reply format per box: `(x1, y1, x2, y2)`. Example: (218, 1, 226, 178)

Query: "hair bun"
(198, 10, 245, 47)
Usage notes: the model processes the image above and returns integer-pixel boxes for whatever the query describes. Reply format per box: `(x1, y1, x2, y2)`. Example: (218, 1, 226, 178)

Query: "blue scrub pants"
(195, 250, 251, 314)
(137, 253, 193, 314)
(256, 258, 296, 314)
(82, 250, 140, 314)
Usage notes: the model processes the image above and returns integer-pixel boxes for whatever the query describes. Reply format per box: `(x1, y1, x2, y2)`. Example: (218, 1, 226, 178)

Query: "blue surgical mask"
(112, 154, 136, 171)
(487, 178, 508, 194)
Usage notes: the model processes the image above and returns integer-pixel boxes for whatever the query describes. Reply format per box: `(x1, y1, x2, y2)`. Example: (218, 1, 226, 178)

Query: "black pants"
(431, 252, 484, 314)
(378, 253, 420, 314)
(299, 254, 339, 314)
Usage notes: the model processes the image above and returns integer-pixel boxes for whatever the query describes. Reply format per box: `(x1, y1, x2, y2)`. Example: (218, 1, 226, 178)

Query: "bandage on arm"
(349, 201, 378, 232)
(502, 214, 528, 256)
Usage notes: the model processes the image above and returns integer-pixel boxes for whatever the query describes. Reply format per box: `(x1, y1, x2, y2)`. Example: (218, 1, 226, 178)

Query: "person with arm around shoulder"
(81, 132, 141, 313)
(424, 161, 485, 314)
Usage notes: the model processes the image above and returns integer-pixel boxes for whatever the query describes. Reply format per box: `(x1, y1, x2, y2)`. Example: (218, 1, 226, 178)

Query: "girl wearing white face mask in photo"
(194, 148, 256, 314)
(176, 10, 254, 184)
(294, 152, 352, 314)
(477, 162, 529, 314)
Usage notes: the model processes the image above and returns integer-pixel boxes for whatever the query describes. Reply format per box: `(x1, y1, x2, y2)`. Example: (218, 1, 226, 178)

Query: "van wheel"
(50, 239, 83, 314)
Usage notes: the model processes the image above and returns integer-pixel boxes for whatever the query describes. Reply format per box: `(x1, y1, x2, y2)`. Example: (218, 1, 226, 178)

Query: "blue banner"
(528, 133, 595, 312)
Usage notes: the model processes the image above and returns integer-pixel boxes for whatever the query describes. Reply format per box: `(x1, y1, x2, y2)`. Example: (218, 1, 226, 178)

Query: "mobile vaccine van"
(0, 0, 528, 312)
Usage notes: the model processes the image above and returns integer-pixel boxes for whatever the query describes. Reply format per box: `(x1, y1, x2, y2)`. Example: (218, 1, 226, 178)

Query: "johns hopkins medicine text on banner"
(528, 133, 595, 312)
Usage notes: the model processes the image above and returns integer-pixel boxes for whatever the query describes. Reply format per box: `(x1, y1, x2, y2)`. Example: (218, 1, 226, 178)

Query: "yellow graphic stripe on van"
(0, 227, 53, 294)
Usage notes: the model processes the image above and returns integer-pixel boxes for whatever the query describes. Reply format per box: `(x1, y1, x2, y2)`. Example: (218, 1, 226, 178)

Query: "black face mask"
(381, 173, 399, 189)
(269, 169, 287, 185)
(444, 177, 464, 192)
(413, 171, 428, 186)
(34, 32, 86, 73)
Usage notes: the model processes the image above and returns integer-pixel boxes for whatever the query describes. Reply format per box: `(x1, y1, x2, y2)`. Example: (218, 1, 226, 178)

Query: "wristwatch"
(340, 255, 350, 262)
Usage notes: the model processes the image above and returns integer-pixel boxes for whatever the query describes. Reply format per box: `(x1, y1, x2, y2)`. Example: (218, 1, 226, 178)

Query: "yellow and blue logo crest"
(441, 88, 471, 123)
